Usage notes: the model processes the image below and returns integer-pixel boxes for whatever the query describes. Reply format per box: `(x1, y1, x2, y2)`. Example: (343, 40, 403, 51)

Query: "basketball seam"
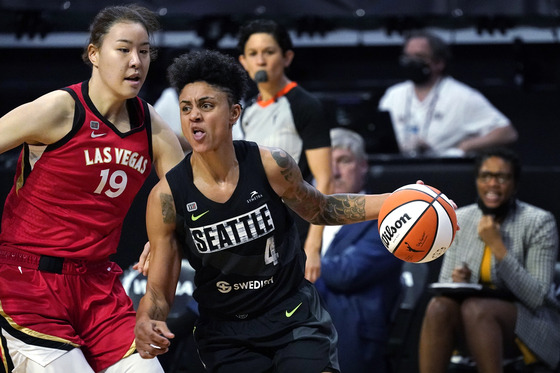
(434, 194, 457, 242)
(417, 193, 450, 262)
(392, 201, 433, 257)
(378, 198, 434, 227)
(395, 185, 438, 196)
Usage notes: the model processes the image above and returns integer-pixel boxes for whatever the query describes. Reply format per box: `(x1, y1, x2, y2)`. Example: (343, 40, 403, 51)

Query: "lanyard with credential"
(403, 79, 442, 140)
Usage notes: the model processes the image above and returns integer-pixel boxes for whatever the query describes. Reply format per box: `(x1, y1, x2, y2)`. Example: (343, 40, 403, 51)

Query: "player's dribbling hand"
(135, 318, 174, 359)
(417, 179, 460, 230)
(416, 179, 458, 208)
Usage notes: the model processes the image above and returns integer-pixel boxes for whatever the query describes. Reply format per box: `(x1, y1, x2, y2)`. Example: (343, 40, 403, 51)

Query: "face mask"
(477, 197, 516, 222)
(399, 56, 431, 85)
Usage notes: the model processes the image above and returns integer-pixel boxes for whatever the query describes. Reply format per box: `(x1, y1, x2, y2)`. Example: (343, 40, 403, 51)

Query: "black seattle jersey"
(166, 141, 305, 316)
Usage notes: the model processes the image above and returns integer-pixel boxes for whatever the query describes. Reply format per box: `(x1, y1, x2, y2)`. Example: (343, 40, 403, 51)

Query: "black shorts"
(193, 281, 340, 373)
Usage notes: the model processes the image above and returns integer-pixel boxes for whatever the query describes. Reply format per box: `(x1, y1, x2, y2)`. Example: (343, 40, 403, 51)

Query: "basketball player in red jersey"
(0, 5, 183, 372)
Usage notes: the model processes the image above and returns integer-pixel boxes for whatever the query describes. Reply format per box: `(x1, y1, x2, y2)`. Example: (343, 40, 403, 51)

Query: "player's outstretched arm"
(135, 179, 180, 359)
(260, 146, 390, 225)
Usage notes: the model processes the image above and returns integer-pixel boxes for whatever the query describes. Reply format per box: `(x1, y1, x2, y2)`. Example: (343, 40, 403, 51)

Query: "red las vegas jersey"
(0, 81, 153, 261)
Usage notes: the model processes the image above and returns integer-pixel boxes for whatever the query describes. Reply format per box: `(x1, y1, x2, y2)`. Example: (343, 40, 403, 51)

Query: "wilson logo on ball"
(380, 213, 412, 248)
(378, 184, 457, 263)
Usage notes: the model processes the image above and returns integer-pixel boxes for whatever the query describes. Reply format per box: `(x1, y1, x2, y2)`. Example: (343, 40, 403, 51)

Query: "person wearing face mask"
(379, 30, 518, 157)
(237, 19, 333, 284)
(418, 147, 560, 373)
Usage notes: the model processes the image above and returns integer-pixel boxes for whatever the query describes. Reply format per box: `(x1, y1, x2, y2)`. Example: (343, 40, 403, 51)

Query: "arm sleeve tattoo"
(271, 148, 367, 225)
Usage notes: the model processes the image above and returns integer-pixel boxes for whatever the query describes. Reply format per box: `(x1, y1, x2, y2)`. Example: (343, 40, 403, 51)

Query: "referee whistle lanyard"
(403, 78, 443, 152)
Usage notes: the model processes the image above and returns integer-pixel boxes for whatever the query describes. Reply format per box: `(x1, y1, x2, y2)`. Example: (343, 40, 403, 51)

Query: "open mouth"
(483, 191, 502, 205)
(193, 128, 205, 141)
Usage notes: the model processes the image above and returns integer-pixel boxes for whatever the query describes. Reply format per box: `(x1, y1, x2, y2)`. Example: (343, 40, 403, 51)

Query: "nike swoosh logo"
(91, 132, 107, 138)
(191, 210, 209, 221)
(285, 302, 303, 318)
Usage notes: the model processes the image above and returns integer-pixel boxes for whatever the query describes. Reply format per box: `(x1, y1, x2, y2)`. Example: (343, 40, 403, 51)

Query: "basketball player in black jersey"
(134, 50, 394, 373)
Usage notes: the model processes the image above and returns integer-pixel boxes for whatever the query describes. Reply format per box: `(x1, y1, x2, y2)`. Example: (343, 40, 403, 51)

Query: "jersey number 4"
(94, 169, 128, 198)
(264, 236, 279, 266)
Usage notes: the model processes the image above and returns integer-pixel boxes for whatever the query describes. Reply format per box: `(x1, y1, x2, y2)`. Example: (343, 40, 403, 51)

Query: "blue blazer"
(315, 220, 403, 373)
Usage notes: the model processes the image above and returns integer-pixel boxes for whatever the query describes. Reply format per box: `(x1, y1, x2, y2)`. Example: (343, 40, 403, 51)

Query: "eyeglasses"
(477, 171, 512, 184)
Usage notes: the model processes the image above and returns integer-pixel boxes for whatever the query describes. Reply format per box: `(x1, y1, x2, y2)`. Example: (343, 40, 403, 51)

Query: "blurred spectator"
(315, 127, 403, 373)
(379, 30, 518, 157)
(418, 147, 560, 373)
(154, 87, 192, 152)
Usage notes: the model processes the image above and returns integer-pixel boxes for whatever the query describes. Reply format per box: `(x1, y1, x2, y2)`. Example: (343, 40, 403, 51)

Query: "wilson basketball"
(378, 184, 457, 263)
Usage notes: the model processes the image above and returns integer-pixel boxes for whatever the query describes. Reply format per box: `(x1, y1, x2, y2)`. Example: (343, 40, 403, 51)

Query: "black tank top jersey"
(166, 141, 305, 317)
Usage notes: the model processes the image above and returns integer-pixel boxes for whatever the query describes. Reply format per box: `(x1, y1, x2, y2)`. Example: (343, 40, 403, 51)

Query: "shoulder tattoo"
(160, 193, 176, 224)
(271, 148, 299, 183)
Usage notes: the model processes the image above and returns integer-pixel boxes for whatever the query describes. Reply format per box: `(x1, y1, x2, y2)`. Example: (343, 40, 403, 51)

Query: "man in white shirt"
(379, 30, 518, 157)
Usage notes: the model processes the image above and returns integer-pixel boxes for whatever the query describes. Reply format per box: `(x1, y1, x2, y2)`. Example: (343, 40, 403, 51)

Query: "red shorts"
(0, 249, 137, 372)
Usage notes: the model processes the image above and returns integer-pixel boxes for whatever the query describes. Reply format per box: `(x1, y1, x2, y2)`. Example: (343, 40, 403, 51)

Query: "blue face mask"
(399, 56, 431, 85)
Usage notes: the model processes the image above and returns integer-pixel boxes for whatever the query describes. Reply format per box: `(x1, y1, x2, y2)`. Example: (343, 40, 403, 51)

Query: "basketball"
(378, 184, 457, 263)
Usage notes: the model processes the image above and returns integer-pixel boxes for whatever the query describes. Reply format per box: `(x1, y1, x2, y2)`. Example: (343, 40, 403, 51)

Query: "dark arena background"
(1, 1, 560, 372)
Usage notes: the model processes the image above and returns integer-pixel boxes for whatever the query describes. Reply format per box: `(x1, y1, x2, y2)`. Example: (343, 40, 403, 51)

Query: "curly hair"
(167, 49, 249, 106)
